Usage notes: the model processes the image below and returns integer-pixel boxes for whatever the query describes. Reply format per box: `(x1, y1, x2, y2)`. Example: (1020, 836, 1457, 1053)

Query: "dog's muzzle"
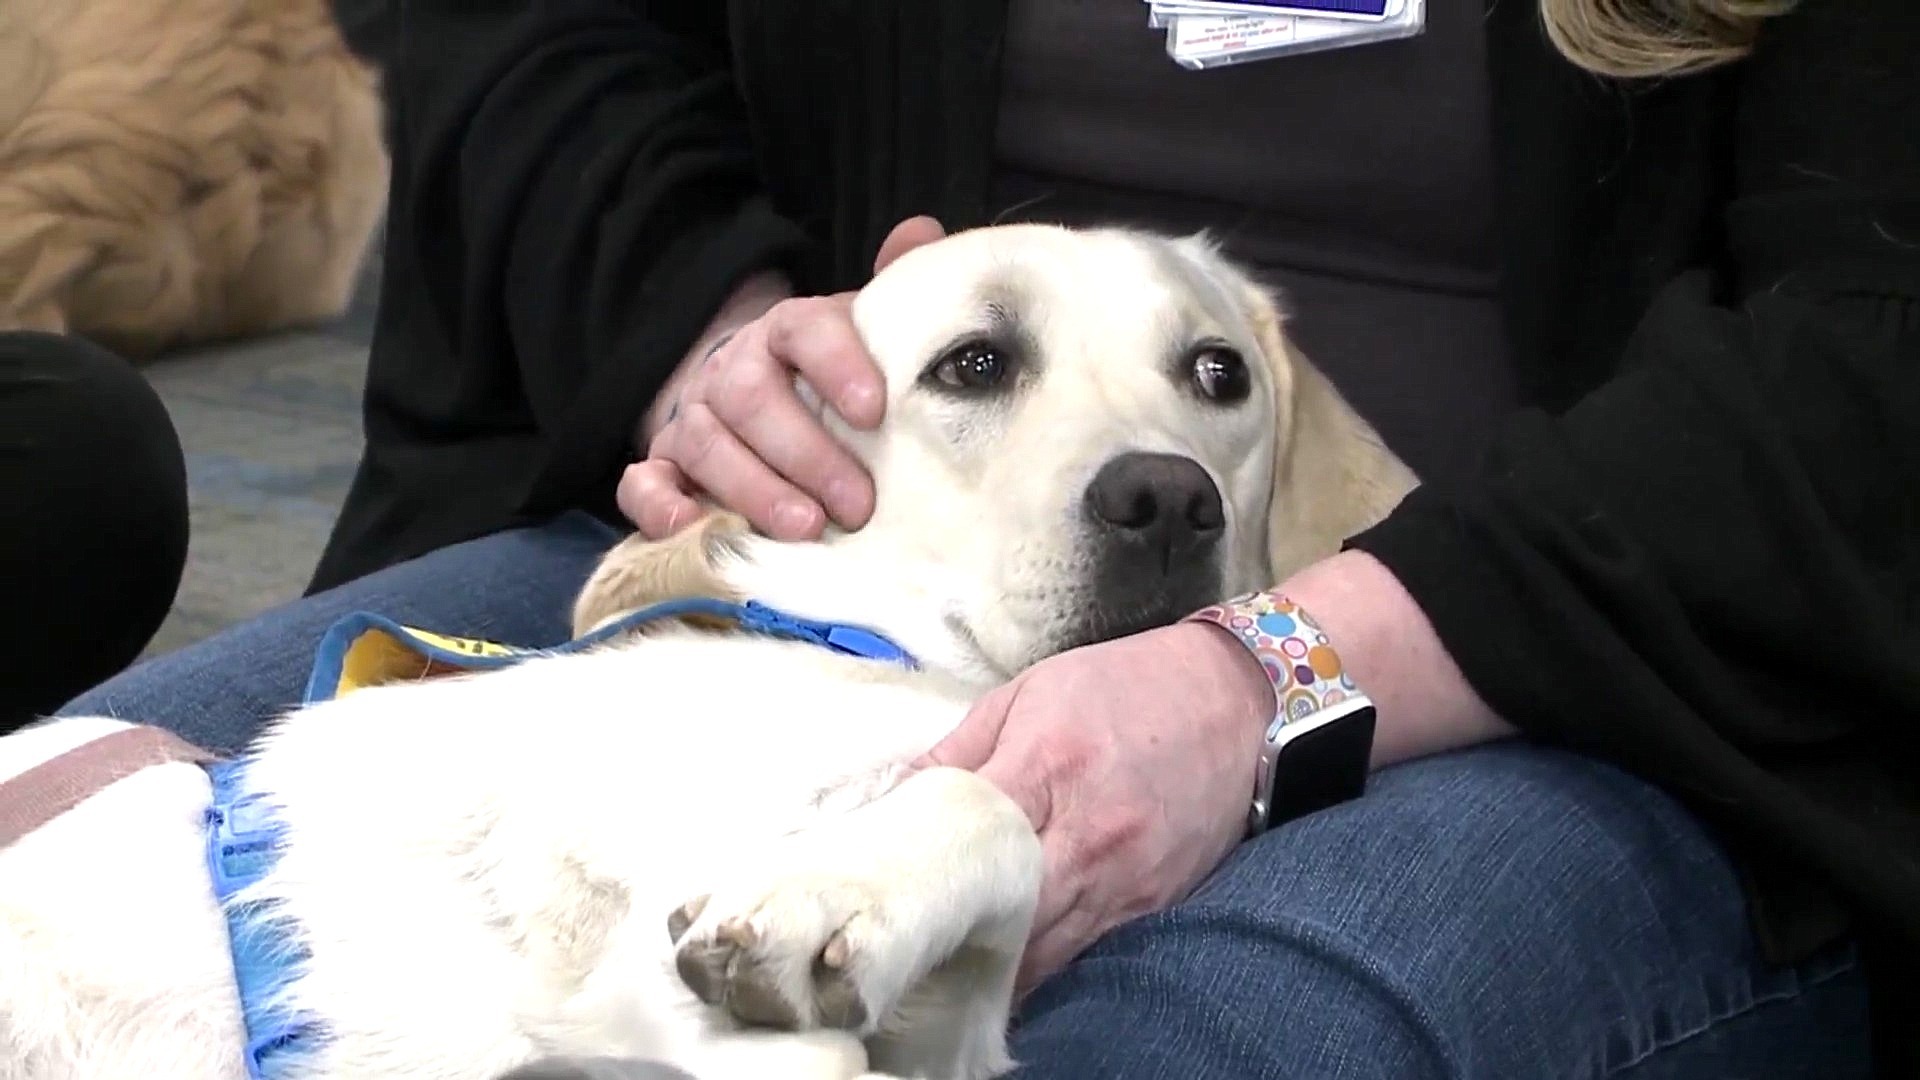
(1074, 451, 1227, 642)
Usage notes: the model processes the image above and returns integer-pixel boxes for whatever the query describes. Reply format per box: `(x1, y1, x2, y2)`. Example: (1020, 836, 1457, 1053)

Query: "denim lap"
(1008, 743, 1870, 1079)
(56, 517, 1871, 1077)
(58, 512, 622, 752)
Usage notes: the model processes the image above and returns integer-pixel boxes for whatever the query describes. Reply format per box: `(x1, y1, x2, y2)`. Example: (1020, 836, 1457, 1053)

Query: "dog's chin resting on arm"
(0, 224, 1412, 1080)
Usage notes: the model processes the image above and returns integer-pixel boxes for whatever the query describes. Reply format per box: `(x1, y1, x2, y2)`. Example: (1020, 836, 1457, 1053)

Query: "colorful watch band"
(1187, 590, 1363, 724)
(1188, 589, 1375, 833)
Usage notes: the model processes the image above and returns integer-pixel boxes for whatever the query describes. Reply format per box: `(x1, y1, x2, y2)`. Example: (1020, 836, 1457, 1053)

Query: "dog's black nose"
(1084, 452, 1225, 560)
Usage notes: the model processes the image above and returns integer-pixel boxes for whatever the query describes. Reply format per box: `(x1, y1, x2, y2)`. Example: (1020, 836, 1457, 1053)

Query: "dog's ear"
(569, 511, 751, 638)
(1239, 285, 1419, 582)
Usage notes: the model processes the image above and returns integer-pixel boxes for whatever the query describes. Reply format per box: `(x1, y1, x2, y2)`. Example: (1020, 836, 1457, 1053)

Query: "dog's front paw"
(667, 875, 890, 1033)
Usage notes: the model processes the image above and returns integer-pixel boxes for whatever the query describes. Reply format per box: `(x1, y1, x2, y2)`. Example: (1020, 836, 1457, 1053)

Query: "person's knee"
(0, 331, 189, 716)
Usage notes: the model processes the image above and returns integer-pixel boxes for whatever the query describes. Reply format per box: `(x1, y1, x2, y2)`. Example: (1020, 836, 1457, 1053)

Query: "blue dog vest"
(205, 599, 914, 1078)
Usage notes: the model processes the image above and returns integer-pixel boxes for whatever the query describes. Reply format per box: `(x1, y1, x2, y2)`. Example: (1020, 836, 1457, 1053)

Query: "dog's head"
(575, 225, 1415, 684)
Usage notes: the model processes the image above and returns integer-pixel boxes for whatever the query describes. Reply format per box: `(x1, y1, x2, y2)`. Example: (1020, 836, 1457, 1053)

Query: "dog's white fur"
(0, 225, 1414, 1080)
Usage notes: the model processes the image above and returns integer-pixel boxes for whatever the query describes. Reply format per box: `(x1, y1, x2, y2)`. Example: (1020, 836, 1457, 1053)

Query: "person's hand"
(619, 216, 948, 541)
(913, 621, 1275, 990)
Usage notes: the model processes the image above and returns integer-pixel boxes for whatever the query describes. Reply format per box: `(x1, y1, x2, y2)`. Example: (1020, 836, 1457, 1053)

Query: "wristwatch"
(1187, 591, 1377, 835)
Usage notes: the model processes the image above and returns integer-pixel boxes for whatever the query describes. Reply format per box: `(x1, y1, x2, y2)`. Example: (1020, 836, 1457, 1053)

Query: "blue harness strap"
(208, 597, 912, 1077)
(204, 759, 316, 1079)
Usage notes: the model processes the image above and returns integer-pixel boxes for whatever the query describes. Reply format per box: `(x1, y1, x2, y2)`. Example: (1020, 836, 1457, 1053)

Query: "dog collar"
(595, 598, 919, 668)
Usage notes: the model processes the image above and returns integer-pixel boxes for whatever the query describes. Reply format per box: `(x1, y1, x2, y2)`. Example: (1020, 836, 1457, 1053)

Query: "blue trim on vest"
(302, 599, 915, 707)
(299, 610, 516, 704)
(204, 758, 315, 1080)
(211, 598, 913, 1077)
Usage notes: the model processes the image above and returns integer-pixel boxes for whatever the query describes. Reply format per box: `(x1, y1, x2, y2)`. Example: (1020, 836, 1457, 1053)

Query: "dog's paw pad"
(811, 944, 868, 1029)
(726, 966, 808, 1029)
(673, 931, 732, 1007)
(670, 888, 877, 1033)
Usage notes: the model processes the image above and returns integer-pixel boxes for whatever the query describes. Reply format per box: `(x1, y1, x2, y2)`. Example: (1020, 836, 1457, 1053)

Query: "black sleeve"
(312, 1, 809, 588)
(1349, 0, 1920, 961)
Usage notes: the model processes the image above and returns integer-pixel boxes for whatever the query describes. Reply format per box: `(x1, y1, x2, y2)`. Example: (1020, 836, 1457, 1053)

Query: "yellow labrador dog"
(0, 0, 386, 355)
(0, 225, 1414, 1080)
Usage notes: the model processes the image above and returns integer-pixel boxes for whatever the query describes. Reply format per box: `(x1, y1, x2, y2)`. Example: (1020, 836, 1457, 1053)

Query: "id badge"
(1144, 0, 1426, 69)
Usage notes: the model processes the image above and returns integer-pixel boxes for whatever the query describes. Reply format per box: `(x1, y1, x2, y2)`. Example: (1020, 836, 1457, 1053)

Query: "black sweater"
(325, 0, 1920, 1067)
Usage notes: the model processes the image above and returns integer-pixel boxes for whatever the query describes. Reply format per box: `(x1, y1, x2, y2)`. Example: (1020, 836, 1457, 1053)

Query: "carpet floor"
(141, 255, 378, 655)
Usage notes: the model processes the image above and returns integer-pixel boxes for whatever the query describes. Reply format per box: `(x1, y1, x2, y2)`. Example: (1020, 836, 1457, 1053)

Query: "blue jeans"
(61, 514, 1872, 1077)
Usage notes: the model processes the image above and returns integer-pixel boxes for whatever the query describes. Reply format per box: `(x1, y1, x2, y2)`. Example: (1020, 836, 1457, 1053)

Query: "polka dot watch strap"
(1187, 590, 1362, 726)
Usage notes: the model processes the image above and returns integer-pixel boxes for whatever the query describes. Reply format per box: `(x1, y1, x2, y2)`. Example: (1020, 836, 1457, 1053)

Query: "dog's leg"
(668, 766, 1040, 1080)
(569, 513, 748, 638)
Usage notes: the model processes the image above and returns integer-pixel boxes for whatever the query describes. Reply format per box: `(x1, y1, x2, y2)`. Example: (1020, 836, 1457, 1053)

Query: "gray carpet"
(141, 255, 379, 656)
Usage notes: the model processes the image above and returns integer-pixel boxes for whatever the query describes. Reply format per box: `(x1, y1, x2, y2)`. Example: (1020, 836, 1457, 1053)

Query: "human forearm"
(1272, 551, 1516, 769)
(1189, 551, 1518, 773)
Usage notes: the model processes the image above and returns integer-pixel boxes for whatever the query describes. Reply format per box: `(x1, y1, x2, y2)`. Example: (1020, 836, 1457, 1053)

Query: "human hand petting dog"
(913, 620, 1275, 991)
(620, 213, 1490, 1003)
(620, 216, 946, 541)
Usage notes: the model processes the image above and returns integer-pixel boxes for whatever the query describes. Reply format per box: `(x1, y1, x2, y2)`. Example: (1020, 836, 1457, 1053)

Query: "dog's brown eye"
(928, 341, 1009, 393)
(1191, 346, 1251, 404)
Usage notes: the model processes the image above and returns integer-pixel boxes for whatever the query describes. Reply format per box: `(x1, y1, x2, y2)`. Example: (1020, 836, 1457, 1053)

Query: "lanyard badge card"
(1145, 0, 1427, 69)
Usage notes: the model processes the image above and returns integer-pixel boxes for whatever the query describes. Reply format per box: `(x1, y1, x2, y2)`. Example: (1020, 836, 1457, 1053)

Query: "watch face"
(1264, 702, 1376, 827)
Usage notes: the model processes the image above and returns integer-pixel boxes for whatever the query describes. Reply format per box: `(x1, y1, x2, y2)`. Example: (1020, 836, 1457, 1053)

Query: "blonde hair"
(1541, 0, 1795, 78)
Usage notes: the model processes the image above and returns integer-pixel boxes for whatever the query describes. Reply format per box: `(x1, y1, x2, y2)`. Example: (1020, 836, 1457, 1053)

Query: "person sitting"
(65, 0, 1920, 1074)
